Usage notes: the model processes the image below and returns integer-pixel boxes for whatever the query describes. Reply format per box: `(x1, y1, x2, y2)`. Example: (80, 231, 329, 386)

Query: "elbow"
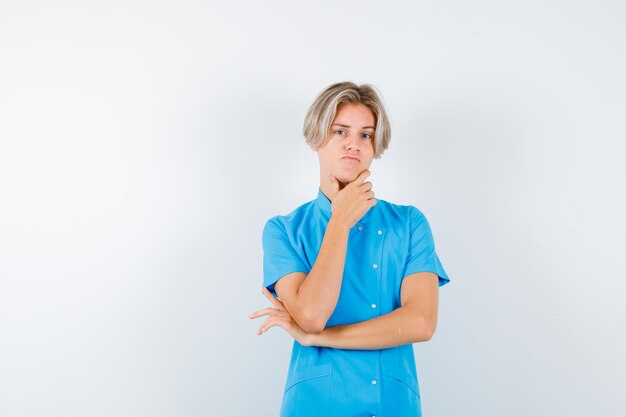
(413, 317, 437, 342)
(285, 294, 328, 334)
(298, 311, 327, 334)
(302, 322, 325, 334)
(420, 325, 436, 342)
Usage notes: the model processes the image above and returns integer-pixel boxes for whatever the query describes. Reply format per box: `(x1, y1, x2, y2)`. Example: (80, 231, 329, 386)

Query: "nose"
(344, 133, 361, 152)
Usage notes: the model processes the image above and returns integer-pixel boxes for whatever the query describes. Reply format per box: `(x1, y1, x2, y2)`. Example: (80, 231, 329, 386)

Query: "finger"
(355, 169, 371, 184)
(252, 314, 287, 335)
(259, 316, 288, 335)
(257, 318, 269, 335)
(262, 288, 286, 310)
(359, 181, 373, 191)
(248, 307, 281, 319)
(255, 308, 289, 320)
(258, 316, 280, 335)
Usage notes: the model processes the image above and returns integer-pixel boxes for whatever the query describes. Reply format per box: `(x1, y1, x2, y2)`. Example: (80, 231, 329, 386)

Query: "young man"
(249, 81, 450, 417)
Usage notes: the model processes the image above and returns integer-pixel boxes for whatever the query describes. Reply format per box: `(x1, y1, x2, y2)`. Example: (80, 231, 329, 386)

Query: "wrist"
(327, 217, 351, 234)
(304, 329, 325, 347)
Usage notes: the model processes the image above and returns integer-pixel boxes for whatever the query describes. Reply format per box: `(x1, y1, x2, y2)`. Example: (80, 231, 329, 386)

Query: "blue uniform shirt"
(262, 188, 450, 417)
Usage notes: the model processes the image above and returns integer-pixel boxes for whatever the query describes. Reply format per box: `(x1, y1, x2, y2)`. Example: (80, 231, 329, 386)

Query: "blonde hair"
(303, 81, 391, 159)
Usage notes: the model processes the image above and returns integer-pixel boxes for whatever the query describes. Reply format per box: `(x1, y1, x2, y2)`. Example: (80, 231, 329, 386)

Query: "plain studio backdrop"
(1, 1, 625, 416)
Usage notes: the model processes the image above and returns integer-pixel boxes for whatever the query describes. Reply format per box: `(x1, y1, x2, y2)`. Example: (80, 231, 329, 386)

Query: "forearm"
(308, 306, 434, 350)
(296, 218, 350, 330)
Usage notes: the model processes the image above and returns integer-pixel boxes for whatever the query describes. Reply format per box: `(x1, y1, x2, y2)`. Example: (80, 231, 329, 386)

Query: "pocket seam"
(284, 363, 333, 393)
(382, 365, 420, 398)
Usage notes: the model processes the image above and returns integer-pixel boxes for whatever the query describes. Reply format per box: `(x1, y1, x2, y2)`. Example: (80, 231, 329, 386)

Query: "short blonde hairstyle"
(303, 81, 391, 159)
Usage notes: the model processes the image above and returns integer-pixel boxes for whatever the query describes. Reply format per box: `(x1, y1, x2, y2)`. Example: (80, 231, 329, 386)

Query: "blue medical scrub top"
(262, 188, 450, 417)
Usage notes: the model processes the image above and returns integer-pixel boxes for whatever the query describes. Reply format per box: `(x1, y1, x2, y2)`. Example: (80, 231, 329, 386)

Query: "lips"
(342, 156, 360, 162)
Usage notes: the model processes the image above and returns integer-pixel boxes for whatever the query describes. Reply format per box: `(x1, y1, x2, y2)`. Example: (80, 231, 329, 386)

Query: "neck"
(319, 171, 347, 202)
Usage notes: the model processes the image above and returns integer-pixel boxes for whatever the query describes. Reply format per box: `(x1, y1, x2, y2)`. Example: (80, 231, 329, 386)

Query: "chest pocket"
(280, 363, 333, 417)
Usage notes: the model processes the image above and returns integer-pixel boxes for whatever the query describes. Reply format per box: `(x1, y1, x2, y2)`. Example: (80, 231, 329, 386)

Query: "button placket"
(372, 228, 382, 270)
(374, 227, 385, 317)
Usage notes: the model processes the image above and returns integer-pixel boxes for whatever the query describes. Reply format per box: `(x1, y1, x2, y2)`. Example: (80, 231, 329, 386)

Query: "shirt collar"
(315, 187, 373, 223)
(315, 187, 332, 215)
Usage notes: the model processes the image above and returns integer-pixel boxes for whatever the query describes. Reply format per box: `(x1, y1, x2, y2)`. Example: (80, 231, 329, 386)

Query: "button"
(377, 230, 382, 235)
(371, 379, 377, 385)
(371, 304, 377, 309)
(372, 263, 378, 269)
(357, 226, 363, 231)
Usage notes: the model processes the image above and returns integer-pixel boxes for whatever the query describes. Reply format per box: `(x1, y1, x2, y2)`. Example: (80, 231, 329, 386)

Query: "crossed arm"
(248, 271, 440, 350)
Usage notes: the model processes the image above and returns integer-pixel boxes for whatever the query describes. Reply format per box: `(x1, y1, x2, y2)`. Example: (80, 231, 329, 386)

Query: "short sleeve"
(403, 206, 450, 287)
(262, 217, 311, 297)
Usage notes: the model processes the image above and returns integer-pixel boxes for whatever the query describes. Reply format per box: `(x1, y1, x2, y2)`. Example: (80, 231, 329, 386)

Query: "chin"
(330, 165, 363, 183)
(338, 174, 359, 184)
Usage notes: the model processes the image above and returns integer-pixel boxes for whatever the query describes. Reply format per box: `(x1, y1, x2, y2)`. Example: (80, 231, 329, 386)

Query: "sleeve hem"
(403, 266, 450, 288)
(264, 268, 311, 298)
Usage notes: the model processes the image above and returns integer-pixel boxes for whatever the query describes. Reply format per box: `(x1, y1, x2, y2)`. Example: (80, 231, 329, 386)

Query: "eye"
(335, 130, 346, 135)
(361, 133, 372, 139)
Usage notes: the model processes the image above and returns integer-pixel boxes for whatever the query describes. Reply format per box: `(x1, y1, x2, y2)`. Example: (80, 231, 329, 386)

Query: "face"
(315, 102, 376, 184)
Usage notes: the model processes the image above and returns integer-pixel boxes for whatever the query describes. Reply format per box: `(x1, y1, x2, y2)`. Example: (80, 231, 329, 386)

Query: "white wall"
(1, 1, 625, 416)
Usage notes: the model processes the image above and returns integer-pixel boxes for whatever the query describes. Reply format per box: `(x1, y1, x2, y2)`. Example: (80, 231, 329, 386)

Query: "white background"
(1, 1, 625, 416)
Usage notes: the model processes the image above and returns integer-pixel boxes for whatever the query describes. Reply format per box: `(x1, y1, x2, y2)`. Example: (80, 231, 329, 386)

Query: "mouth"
(342, 156, 360, 163)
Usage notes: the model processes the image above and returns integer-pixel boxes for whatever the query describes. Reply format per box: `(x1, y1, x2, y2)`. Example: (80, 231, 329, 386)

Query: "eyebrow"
(332, 123, 375, 129)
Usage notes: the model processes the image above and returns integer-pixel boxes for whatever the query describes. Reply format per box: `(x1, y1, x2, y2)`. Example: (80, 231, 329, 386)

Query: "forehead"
(333, 102, 375, 126)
